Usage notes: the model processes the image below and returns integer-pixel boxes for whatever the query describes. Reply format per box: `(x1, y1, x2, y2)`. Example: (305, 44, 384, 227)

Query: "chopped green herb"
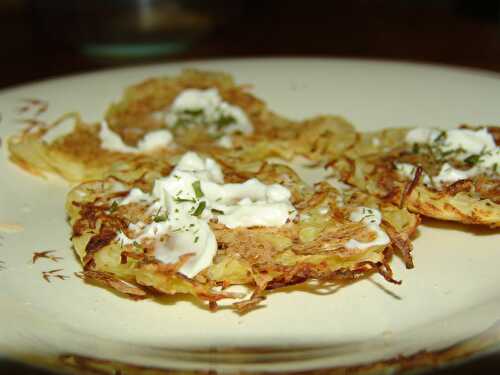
(493, 163, 498, 173)
(192, 180, 204, 198)
(215, 114, 235, 130)
(434, 131, 447, 143)
(109, 201, 118, 213)
(191, 201, 206, 217)
(153, 213, 168, 222)
(211, 208, 225, 215)
(412, 143, 420, 154)
(174, 197, 196, 203)
(194, 236, 199, 243)
(483, 149, 493, 157)
(464, 154, 481, 165)
(183, 109, 204, 116)
(441, 149, 458, 158)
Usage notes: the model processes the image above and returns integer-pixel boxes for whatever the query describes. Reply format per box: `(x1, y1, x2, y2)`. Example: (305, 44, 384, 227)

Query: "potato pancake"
(66, 152, 418, 312)
(331, 126, 500, 227)
(8, 70, 356, 183)
(8, 113, 179, 183)
(105, 69, 357, 163)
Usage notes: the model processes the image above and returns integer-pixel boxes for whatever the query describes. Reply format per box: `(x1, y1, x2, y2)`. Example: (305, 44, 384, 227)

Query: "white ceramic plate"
(1, 58, 500, 374)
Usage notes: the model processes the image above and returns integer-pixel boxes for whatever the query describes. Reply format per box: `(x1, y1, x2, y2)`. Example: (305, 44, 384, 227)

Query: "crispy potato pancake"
(8, 114, 178, 183)
(66, 162, 418, 312)
(8, 70, 356, 183)
(6, 69, 430, 313)
(331, 126, 500, 227)
(105, 69, 357, 162)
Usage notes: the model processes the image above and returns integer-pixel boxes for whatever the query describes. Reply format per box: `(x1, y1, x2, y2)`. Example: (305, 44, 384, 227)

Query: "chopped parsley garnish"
(441, 149, 458, 158)
(194, 236, 199, 243)
(215, 114, 236, 130)
(183, 108, 204, 116)
(493, 163, 498, 173)
(153, 213, 168, 222)
(362, 208, 374, 215)
(464, 154, 481, 165)
(211, 208, 225, 215)
(434, 131, 447, 143)
(109, 201, 118, 213)
(191, 201, 206, 217)
(412, 143, 420, 154)
(192, 180, 204, 198)
(174, 197, 196, 203)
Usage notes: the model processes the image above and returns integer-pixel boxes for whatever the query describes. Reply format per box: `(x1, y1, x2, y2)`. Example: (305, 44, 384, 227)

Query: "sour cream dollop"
(345, 207, 390, 250)
(116, 152, 296, 278)
(99, 121, 173, 153)
(165, 88, 253, 135)
(400, 127, 500, 187)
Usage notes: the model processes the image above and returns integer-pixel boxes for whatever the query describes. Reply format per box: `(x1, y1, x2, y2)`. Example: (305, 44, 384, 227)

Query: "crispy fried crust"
(66, 164, 418, 312)
(332, 127, 500, 227)
(7, 113, 177, 183)
(105, 69, 357, 162)
(8, 69, 358, 184)
(5, 69, 428, 312)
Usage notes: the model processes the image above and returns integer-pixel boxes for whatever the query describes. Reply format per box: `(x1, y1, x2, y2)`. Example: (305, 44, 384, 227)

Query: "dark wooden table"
(1, 1, 499, 374)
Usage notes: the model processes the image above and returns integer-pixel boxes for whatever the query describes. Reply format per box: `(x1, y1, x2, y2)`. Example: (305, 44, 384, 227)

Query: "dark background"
(1, 0, 500, 373)
(3, 0, 500, 89)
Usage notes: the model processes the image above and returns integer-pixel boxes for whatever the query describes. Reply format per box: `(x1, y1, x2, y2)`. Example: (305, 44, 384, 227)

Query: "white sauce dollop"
(99, 121, 173, 153)
(216, 135, 233, 148)
(116, 152, 296, 278)
(433, 163, 479, 186)
(403, 127, 499, 187)
(345, 207, 390, 250)
(165, 89, 253, 135)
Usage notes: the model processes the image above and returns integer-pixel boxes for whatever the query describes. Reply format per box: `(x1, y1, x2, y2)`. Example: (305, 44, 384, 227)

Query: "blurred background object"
(3, 0, 500, 88)
(28, 0, 242, 59)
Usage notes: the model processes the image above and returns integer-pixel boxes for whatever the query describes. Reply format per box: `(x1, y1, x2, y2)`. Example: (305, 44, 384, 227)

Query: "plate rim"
(1, 56, 500, 374)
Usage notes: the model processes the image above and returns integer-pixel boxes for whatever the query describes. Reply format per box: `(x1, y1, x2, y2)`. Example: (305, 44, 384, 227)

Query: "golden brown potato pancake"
(8, 69, 356, 183)
(67, 162, 418, 312)
(331, 126, 500, 227)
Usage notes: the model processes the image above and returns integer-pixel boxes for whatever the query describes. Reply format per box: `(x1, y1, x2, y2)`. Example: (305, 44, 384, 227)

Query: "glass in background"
(28, 0, 245, 60)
